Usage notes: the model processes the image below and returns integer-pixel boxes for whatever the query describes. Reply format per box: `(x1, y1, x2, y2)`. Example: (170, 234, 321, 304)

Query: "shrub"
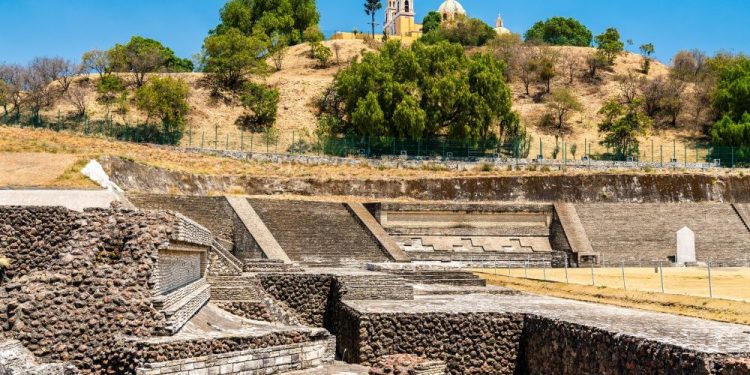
(524, 17, 593, 47)
(237, 82, 280, 132)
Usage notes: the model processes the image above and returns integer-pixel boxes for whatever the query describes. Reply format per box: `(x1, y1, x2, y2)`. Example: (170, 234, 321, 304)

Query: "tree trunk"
(371, 14, 376, 38)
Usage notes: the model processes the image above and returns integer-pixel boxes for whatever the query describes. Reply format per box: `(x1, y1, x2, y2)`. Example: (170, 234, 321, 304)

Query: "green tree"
(238, 82, 280, 131)
(595, 28, 624, 64)
(712, 56, 750, 122)
(269, 32, 289, 71)
(364, 0, 382, 38)
(352, 92, 386, 136)
(304, 25, 325, 57)
(212, 0, 319, 46)
(598, 99, 651, 158)
(546, 88, 583, 137)
(109, 36, 191, 87)
(524, 17, 593, 47)
(322, 40, 518, 141)
(439, 15, 496, 47)
(202, 28, 269, 90)
(81, 49, 111, 78)
(0, 80, 8, 117)
(96, 75, 126, 121)
(639, 43, 655, 74)
(422, 11, 442, 34)
(135, 76, 190, 143)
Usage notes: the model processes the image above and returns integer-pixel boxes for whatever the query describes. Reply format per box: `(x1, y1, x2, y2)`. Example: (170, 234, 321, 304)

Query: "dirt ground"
(0, 152, 93, 188)
(474, 268, 750, 324)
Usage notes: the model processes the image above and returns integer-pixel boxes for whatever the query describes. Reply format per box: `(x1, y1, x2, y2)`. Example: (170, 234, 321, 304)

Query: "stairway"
(384, 270, 487, 287)
(576, 203, 750, 265)
(336, 274, 414, 301)
(248, 199, 392, 267)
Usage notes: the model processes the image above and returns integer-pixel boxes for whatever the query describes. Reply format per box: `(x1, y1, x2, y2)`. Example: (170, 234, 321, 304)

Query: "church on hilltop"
(332, 0, 511, 44)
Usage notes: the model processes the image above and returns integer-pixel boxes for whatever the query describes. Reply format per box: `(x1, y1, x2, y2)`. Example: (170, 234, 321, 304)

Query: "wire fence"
(4, 113, 750, 168)
(472, 259, 750, 302)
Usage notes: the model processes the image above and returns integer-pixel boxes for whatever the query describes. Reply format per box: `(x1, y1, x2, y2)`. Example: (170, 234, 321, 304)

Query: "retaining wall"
(104, 156, 750, 202)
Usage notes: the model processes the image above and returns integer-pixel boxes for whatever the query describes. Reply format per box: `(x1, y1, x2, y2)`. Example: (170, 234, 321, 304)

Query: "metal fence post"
(240, 131, 244, 151)
(659, 262, 665, 293)
(591, 262, 595, 286)
(524, 256, 529, 278)
(564, 254, 569, 283)
(708, 260, 713, 298)
(621, 260, 626, 290)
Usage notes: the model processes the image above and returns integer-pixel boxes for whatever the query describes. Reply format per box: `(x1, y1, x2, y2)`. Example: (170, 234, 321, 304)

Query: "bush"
(134, 76, 191, 144)
(237, 82, 279, 132)
(524, 17, 593, 47)
(422, 14, 496, 47)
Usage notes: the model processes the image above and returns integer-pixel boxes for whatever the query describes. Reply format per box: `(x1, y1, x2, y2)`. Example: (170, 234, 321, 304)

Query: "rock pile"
(369, 354, 446, 375)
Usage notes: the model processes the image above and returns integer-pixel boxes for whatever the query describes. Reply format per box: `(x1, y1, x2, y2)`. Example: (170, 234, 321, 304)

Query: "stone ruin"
(0, 195, 749, 375)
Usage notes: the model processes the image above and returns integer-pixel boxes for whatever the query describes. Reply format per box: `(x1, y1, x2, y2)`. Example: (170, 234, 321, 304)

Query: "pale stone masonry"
(136, 337, 336, 375)
(226, 196, 291, 263)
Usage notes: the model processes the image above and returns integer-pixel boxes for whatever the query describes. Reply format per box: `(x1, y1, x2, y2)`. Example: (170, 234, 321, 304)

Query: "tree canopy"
(135, 76, 190, 138)
(710, 55, 750, 148)
(202, 28, 269, 90)
(524, 17, 593, 47)
(319, 40, 519, 141)
(422, 15, 496, 47)
(595, 28, 624, 64)
(108, 36, 193, 87)
(598, 99, 650, 158)
(422, 11, 442, 34)
(211, 0, 319, 46)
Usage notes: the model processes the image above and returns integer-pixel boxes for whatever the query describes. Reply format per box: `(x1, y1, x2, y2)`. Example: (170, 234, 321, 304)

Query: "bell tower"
(394, 0, 416, 36)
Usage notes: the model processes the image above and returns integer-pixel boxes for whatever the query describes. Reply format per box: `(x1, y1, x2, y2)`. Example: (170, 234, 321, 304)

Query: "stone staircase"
(248, 199, 392, 267)
(244, 259, 305, 273)
(337, 274, 414, 301)
(152, 279, 211, 335)
(384, 270, 487, 287)
(575, 203, 750, 265)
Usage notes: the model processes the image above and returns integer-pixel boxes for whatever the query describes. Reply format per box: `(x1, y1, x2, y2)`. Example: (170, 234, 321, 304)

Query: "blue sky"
(0, 0, 747, 65)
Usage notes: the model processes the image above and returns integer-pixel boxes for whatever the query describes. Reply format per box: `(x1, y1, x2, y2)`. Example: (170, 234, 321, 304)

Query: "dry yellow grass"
(1, 126, 745, 189)
(473, 269, 750, 324)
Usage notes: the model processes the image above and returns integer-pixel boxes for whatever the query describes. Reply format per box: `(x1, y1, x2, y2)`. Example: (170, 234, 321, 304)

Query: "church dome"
(438, 0, 466, 18)
(494, 13, 511, 35)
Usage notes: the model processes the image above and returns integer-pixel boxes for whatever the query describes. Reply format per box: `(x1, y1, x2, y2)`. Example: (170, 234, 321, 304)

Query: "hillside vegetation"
(22, 39, 703, 160)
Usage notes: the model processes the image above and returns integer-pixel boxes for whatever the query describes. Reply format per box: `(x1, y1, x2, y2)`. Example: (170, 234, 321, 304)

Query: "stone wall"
(136, 336, 335, 375)
(258, 274, 337, 327)
(0, 206, 175, 373)
(105, 156, 750, 202)
(155, 249, 204, 295)
(518, 315, 750, 375)
(333, 305, 524, 375)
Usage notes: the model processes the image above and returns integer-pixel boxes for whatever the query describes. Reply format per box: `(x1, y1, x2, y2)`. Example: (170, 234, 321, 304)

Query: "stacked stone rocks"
(0, 206, 177, 374)
(334, 304, 525, 375)
(519, 316, 750, 375)
(258, 274, 337, 327)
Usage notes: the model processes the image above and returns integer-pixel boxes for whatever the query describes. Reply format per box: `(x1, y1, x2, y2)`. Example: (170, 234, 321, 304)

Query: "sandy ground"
(0, 152, 79, 187)
(474, 269, 750, 324)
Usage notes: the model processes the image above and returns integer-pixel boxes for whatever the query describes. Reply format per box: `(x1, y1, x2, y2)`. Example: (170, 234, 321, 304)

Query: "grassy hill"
(30, 39, 704, 162)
